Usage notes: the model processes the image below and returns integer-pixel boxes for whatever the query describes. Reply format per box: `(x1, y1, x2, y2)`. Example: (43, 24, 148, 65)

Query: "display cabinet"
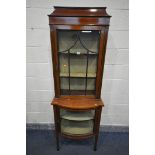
(48, 7, 111, 151)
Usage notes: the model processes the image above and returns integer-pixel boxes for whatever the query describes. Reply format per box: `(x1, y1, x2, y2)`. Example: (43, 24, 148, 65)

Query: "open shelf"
(60, 109, 95, 121)
(61, 119, 94, 135)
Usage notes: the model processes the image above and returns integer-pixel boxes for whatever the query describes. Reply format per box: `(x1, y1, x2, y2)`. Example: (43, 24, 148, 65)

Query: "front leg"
(53, 105, 60, 151)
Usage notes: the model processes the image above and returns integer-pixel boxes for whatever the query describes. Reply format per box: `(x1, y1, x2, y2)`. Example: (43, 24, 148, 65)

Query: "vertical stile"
(94, 31, 100, 95)
(68, 49, 71, 95)
(85, 50, 89, 95)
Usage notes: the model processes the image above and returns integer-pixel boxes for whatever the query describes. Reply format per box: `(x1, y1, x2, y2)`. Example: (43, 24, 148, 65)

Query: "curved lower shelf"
(60, 109, 95, 121)
(61, 119, 93, 135)
(61, 133, 94, 140)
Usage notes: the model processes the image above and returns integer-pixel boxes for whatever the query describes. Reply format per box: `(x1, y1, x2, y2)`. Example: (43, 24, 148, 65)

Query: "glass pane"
(70, 54, 87, 77)
(79, 31, 99, 53)
(87, 78, 96, 90)
(58, 30, 99, 53)
(70, 77, 86, 95)
(88, 55, 97, 77)
(60, 77, 69, 89)
(59, 53, 69, 77)
(58, 30, 99, 95)
(58, 31, 77, 52)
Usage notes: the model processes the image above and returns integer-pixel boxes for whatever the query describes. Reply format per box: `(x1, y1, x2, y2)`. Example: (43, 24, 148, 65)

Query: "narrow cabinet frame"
(48, 7, 111, 151)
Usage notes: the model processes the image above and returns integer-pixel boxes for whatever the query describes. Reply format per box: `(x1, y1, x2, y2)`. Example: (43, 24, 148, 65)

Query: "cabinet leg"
(94, 134, 98, 151)
(53, 105, 60, 151)
(56, 132, 59, 151)
(93, 107, 102, 151)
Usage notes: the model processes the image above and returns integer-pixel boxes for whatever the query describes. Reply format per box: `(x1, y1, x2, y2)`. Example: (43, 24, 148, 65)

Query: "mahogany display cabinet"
(48, 7, 111, 151)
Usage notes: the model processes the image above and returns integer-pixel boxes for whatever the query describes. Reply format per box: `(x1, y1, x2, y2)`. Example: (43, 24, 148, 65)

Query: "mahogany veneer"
(52, 96, 104, 110)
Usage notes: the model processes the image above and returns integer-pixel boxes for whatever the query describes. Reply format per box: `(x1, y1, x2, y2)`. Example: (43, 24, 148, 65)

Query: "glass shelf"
(61, 119, 93, 135)
(60, 72, 96, 78)
(60, 109, 95, 121)
(59, 52, 98, 55)
(60, 89, 95, 95)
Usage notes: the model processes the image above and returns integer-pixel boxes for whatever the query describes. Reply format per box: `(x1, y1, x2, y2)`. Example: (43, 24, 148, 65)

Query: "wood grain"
(52, 96, 104, 110)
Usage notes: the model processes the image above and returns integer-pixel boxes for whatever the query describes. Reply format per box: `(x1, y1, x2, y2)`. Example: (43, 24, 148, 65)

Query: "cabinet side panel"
(96, 27, 109, 98)
(50, 27, 60, 97)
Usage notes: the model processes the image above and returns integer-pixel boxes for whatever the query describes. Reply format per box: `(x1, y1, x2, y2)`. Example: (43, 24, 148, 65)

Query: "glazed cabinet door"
(57, 30, 100, 96)
(50, 27, 108, 98)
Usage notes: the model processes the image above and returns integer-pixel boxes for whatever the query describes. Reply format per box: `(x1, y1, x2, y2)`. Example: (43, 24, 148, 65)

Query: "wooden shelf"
(52, 96, 104, 110)
(60, 109, 95, 121)
(61, 119, 93, 135)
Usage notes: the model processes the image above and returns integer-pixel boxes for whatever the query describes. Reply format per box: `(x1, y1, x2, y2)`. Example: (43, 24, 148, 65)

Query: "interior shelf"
(60, 72, 96, 78)
(59, 52, 98, 55)
(60, 109, 95, 121)
(60, 89, 95, 95)
(61, 119, 94, 135)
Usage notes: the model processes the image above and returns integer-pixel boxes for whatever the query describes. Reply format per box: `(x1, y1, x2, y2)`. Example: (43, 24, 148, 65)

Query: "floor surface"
(26, 129, 129, 155)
